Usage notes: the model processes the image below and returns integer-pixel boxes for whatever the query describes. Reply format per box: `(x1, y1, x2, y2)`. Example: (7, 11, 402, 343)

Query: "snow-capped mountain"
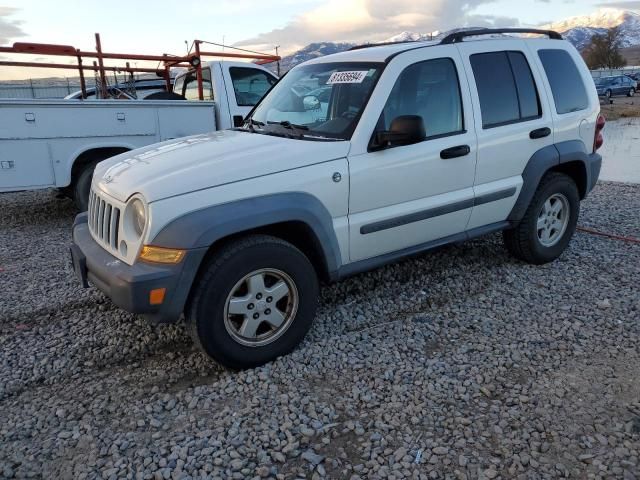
(275, 42, 356, 72)
(540, 8, 640, 50)
(272, 8, 640, 71)
(383, 31, 439, 43)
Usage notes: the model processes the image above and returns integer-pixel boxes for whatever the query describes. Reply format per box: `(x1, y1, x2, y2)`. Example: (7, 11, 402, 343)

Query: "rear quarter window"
(538, 49, 589, 114)
(470, 51, 541, 129)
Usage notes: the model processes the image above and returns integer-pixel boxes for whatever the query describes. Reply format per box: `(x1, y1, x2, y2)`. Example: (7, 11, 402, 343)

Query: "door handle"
(530, 127, 551, 139)
(440, 145, 470, 159)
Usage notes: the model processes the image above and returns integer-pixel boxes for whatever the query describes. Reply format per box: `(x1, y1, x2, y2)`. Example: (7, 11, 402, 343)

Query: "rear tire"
(143, 91, 185, 100)
(186, 235, 319, 369)
(72, 161, 98, 211)
(503, 172, 579, 265)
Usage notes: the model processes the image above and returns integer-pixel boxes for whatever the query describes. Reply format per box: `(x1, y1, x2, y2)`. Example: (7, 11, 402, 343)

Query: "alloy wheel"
(536, 193, 570, 247)
(223, 268, 299, 347)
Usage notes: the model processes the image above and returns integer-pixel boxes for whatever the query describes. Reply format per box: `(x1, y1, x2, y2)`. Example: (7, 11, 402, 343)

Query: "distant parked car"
(65, 78, 172, 100)
(625, 72, 640, 82)
(594, 75, 636, 99)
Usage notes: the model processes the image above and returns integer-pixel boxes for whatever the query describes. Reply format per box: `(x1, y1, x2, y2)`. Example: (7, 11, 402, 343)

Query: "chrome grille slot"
(110, 208, 120, 249)
(87, 187, 122, 257)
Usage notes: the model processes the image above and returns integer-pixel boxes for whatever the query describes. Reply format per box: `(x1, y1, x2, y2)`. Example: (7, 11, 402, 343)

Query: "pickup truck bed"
(0, 99, 216, 193)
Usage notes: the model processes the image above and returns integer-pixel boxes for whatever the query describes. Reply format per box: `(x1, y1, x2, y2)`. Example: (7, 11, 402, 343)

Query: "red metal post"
(94, 33, 108, 99)
(194, 40, 204, 101)
(77, 52, 87, 99)
(164, 64, 171, 91)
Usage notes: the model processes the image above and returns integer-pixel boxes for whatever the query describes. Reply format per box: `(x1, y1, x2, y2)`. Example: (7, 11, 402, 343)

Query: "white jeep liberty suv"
(71, 29, 604, 369)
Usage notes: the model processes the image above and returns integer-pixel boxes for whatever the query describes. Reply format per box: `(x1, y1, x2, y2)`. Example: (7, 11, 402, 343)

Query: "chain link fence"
(0, 80, 97, 99)
(591, 67, 640, 78)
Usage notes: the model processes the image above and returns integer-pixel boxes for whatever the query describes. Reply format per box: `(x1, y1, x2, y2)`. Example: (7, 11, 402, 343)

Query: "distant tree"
(583, 26, 627, 69)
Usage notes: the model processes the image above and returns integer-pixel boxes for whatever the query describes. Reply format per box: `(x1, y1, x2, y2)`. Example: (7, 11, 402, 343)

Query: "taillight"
(593, 114, 605, 152)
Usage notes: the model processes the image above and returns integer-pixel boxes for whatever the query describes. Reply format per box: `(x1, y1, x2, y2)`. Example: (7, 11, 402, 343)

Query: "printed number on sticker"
(327, 71, 368, 84)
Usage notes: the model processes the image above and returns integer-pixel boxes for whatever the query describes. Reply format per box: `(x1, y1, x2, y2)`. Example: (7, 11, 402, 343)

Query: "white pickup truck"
(0, 61, 277, 209)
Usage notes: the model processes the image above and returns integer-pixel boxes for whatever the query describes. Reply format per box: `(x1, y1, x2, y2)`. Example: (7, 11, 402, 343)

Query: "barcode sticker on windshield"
(327, 71, 369, 84)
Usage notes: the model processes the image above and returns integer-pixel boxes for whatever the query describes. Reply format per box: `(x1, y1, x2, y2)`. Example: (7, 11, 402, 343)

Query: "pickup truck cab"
(71, 29, 603, 369)
(0, 61, 277, 210)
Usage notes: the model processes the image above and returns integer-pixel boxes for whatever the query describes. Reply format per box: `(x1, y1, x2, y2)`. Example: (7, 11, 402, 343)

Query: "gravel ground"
(0, 182, 639, 480)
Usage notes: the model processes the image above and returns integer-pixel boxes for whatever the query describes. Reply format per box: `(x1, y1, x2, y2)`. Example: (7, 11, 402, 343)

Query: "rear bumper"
(587, 152, 602, 194)
(71, 213, 206, 323)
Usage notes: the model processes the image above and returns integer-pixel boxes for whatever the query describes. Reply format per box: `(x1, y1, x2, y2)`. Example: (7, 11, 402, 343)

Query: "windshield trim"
(246, 61, 387, 142)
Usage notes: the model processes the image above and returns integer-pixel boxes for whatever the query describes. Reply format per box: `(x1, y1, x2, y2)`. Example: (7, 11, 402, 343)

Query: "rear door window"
(181, 68, 214, 101)
(229, 67, 277, 106)
(470, 51, 541, 128)
(538, 49, 588, 114)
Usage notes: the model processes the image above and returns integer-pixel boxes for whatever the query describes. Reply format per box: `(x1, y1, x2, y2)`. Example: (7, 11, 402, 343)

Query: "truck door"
(347, 46, 478, 262)
(221, 66, 277, 127)
(456, 39, 555, 230)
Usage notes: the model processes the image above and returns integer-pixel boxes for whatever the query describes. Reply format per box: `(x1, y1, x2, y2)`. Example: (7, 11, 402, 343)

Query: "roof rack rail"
(348, 40, 421, 51)
(439, 28, 563, 44)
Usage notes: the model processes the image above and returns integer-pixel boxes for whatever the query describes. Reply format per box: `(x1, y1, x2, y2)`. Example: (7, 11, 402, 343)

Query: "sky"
(1, 0, 639, 80)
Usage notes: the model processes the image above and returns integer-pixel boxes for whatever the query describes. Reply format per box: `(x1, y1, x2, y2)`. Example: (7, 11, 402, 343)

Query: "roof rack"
(439, 28, 563, 44)
(348, 40, 425, 51)
(0, 33, 280, 100)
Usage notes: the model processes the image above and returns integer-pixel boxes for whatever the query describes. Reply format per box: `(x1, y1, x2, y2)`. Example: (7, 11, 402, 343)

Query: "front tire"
(72, 161, 99, 211)
(629, 88, 636, 97)
(503, 172, 579, 265)
(186, 235, 319, 369)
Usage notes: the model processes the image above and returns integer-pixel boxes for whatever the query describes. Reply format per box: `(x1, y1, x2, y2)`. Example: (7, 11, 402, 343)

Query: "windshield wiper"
(244, 118, 265, 132)
(268, 120, 309, 131)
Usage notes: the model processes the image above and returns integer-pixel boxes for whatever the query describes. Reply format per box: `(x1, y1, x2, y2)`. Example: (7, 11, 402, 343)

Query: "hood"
(93, 130, 350, 202)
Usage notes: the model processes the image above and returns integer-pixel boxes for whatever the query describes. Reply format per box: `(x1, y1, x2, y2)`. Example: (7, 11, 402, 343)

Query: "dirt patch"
(600, 96, 640, 121)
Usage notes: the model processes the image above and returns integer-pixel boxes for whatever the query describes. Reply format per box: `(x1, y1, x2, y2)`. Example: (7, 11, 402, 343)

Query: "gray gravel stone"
(0, 183, 639, 479)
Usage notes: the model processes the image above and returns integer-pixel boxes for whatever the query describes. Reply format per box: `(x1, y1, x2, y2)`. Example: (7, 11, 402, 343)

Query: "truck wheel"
(503, 172, 579, 265)
(73, 161, 98, 211)
(143, 91, 185, 100)
(186, 235, 319, 369)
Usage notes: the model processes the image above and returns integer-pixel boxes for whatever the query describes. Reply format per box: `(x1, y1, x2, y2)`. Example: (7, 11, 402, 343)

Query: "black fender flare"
(508, 140, 601, 223)
(151, 192, 343, 278)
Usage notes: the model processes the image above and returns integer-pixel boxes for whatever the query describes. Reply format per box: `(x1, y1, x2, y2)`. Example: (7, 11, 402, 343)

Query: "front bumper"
(71, 213, 207, 324)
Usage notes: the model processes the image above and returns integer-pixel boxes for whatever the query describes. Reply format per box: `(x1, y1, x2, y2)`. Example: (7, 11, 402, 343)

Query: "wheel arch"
(151, 192, 343, 283)
(70, 145, 132, 187)
(508, 140, 597, 223)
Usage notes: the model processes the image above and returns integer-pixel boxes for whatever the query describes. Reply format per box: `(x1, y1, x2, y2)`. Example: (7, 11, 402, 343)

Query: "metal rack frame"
(0, 34, 281, 100)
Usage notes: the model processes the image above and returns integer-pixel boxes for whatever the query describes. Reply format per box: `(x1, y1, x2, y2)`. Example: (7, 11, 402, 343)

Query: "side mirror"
(373, 115, 426, 149)
(303, 95, 321, 111)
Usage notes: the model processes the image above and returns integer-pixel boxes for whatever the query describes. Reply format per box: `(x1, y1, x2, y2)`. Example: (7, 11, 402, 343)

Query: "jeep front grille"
(88, 188, 121, 253)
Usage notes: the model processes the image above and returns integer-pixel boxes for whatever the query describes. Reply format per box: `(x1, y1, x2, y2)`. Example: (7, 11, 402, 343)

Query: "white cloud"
(0, 6, 25, 45)
(236, 0, 519, 52)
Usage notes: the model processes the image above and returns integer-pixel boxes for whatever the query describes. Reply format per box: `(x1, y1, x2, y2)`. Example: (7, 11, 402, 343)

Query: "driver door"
(347, 47, 477, 262)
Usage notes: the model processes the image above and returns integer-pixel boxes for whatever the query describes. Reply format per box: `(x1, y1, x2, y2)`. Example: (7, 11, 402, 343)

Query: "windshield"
(247, 62, 383, 140)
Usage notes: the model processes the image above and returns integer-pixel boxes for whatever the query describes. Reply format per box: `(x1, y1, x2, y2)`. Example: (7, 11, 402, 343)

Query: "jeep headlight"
(124, 196, 147, 240)
(131, 199, 146, 236)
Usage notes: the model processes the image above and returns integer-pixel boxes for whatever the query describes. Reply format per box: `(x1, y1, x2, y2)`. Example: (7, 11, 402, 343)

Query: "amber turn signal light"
(149, 288, 166, 305)
(139, 245, 186, 264)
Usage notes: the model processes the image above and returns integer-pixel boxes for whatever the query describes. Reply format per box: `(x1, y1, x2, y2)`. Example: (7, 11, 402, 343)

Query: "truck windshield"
(248, 62, 383, 140)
